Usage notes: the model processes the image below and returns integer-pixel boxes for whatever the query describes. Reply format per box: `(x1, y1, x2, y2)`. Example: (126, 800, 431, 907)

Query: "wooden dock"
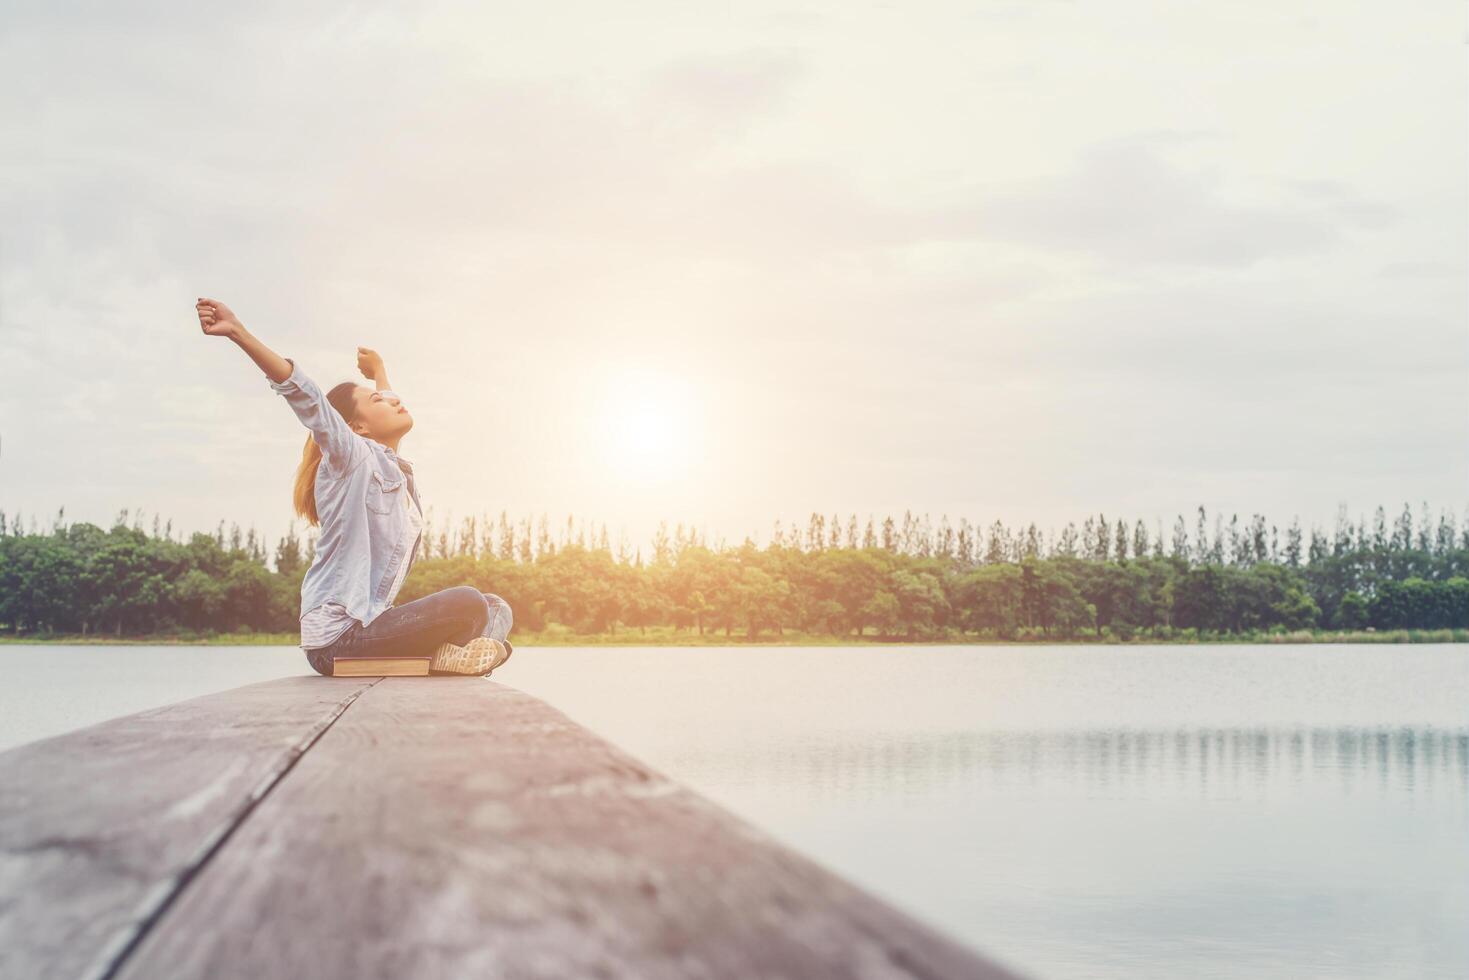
(0, 676, 1024, 980)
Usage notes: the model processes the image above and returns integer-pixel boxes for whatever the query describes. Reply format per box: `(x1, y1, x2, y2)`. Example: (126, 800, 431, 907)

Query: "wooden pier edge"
(0, 676, 1026, 980)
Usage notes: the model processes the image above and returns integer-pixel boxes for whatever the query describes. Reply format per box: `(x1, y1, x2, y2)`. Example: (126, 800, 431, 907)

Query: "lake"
(2, 643, 1465, 980)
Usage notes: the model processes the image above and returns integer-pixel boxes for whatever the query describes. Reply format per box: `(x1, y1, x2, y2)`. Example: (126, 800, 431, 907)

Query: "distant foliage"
(1, 504, 1467, 640)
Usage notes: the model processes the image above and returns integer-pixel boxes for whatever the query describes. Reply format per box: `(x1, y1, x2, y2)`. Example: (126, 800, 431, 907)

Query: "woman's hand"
(196, 298, 243, 339)
(357, 346, 386, 382)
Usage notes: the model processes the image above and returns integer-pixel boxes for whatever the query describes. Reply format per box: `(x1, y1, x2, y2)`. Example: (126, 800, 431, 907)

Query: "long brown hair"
(292, 382, 361, 527)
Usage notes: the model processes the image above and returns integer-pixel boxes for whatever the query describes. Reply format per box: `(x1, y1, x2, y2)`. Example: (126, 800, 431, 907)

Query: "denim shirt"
(270, 358, 423, 633)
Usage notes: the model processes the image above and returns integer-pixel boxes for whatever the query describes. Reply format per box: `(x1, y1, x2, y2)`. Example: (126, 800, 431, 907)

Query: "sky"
(2, 1, 1465, 561)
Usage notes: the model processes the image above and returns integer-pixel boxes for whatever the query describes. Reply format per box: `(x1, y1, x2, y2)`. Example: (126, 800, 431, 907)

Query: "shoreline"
(2, 628, 1466, 647)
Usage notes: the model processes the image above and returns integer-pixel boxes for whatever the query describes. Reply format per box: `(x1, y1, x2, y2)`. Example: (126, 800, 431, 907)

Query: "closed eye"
(371, 392, 402, 407)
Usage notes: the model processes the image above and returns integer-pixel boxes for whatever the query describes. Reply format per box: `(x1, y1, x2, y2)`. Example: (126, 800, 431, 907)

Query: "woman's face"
(350, 386, 413, 442)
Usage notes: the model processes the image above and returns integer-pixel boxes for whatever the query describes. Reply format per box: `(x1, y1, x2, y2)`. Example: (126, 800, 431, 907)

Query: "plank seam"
(82, 678, 384, 980)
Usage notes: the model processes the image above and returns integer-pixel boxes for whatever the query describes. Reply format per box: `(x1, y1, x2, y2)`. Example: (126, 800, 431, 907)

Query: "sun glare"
(619, 404, 675, 456)
(596, 369, 697, 485)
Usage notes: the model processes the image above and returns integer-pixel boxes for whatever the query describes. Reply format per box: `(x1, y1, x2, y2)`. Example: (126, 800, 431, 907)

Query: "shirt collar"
(379, 444, 414, 474)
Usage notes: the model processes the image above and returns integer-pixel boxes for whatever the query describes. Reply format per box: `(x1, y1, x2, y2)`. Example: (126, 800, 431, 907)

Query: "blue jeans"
(306, 586, 514, 676)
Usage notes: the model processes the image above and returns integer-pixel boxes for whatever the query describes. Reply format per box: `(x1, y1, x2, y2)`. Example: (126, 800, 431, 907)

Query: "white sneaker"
(429, 637, 509, 676)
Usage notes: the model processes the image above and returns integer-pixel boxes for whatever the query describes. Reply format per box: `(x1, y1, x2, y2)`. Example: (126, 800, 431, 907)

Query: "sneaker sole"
(429, 637, 507, 676)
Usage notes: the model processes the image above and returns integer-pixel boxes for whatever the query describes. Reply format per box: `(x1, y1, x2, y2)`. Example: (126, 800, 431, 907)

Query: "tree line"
(1, 503, 1466, 640)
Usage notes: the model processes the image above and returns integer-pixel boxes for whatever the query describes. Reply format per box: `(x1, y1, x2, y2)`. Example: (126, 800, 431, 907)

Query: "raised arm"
(356, 346, 392, 392)
(196, 297, 366, 472)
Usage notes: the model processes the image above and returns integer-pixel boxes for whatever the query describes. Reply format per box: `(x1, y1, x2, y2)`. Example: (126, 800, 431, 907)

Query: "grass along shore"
(1, 626, 1466, 647)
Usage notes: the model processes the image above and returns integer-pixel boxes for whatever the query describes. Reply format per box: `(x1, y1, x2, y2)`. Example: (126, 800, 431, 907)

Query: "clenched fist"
(196, 298, 243, 339)
(357, 346, 386, 382)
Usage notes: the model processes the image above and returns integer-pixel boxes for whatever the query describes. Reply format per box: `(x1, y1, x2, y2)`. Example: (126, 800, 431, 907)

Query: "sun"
(617, 404, 675, 456)
(595, 369, 697, 485)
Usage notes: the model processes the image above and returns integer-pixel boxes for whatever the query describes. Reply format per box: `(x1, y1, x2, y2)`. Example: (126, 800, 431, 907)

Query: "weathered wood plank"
(113, 678, 1022, 980)
(0, 677, 378, 980)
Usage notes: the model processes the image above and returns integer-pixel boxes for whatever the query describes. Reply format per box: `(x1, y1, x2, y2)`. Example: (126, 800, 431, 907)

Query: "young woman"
(195, 297, 514, 676)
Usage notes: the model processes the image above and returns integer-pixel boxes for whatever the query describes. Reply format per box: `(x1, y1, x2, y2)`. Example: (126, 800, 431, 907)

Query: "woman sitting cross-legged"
(195, 297, 514, 677)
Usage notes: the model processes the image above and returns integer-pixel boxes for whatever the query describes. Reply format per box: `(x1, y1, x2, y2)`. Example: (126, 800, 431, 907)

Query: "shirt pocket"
(365, 469, 405, 515)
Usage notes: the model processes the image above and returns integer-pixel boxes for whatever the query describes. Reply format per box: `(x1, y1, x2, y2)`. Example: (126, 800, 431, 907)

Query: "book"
(331, 657, 431, 677)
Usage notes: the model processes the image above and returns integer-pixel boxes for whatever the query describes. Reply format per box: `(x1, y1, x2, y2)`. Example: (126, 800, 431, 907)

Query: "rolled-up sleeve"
(270, 357, 367, 473)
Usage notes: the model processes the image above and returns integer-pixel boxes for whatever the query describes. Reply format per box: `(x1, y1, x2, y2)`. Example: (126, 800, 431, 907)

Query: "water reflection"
(658, 723, 1469, 980)
(673, 726, 1469, 803)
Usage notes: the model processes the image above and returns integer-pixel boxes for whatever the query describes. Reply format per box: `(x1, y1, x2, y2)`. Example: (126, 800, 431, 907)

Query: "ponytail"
(293, 435, 324, 526)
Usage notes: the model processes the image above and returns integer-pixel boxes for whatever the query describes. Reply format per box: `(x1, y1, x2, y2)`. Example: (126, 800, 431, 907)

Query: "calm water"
(2, 644, 1465, 980)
